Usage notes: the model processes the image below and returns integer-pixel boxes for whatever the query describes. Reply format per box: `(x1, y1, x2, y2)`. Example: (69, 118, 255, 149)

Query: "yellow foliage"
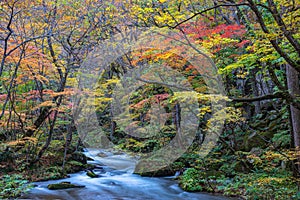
(6, 137, 37, 147)
(32, 101, 56, 110)
(264, 151, 287, 161)
(256, 177, 286, 185)
(247, 154, 263, 165)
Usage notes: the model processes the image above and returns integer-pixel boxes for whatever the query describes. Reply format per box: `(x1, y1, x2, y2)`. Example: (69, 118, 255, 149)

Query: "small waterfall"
(84, 148, 137, 173)
(174, 170, 180, 177)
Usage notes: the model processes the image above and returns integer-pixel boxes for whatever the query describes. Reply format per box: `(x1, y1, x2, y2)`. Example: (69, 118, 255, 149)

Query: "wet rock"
(86, 156, 94, 161)
(135, 167, 175, 177)
(250, 147, 263, 156)
(71, 152, 87, 164)
(97, 152, 108, 157)
(134, 159, 177, 177)
(112, 151, 124, 155)
(86, 170, 99, 178)
(65, 160, 85, 173)
(94, 165, 104, 169)
(47, 182, 85, 190)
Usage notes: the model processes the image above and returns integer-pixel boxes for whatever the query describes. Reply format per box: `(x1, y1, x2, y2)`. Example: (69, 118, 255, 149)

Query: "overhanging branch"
(230, 93, 282, 102)
(171, 3, 249, 28)
(231, 93, 300, 110)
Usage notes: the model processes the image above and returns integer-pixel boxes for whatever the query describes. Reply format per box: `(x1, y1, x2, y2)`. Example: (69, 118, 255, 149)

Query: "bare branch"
(171, 3, 249, 28)
(136, 77, 193, 91)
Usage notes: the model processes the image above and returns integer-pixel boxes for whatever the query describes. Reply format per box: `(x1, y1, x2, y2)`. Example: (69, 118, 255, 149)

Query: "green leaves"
(0, 174, 32, 199)
(179, 168, 204, 191)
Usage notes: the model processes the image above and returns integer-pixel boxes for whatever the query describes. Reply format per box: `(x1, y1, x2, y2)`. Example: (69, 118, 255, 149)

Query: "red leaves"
(23, 89, 75, 103)
(0, 94, 7, 100)
(131, 93, 170, 109)
(236, 40, 251, 48)
(131, 99, 148, 109)
(182, 21, 246, 40)
(153, 93, 169, 103)
(217, 24, 246, 38)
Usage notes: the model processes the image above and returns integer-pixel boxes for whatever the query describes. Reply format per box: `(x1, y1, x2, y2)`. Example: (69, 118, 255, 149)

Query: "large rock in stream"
(86, 170, 100, 178)
(134, 159, 183, 177)
(71, 152, 87, 164)
(47, 182, 85, 190)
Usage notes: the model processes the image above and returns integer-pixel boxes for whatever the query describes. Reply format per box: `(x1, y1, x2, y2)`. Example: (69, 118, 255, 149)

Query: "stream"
(21, 148, 231, 200)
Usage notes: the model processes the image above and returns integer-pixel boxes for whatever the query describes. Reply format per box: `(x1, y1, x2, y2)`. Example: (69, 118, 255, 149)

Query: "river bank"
(20, 148, 231, 200)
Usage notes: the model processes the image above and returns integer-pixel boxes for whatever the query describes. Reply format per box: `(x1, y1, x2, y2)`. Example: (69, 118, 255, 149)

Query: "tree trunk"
(62, 120, 73, 171)
(31, 110, 58, 165)
(174, 103, 182, 148)
(286, 64, 300, 174)
(110, 103, 116, 141)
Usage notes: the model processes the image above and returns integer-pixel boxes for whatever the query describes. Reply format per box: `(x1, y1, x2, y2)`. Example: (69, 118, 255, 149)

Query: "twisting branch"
(0, 44, 25, 120)
(171, 3, 249, 28)
(266, 0, 300, 56)
(0, 1, 15, 77)
(5, 34, 53, 57)
(0, 1, 52, 77)
(246, 0, 300, 73)
(136, 77, 193, 91)
(230, 93, 283, 102)
(231, 92, 300, 110)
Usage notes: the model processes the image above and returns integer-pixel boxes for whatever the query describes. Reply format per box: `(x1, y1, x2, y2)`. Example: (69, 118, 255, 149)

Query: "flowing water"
(21, 149, 231, 200)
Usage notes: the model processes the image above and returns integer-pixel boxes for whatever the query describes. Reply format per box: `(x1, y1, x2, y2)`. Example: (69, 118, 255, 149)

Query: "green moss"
(134, 159, 184, 177)
(47, 182, 85, 190)
(64, 160, 86, 174)
(70, 152, 87, 164)
(86, 170, 99, 178)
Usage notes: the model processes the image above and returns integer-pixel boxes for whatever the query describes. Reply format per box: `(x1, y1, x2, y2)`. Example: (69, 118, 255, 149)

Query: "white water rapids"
(21, 149, 232, 200)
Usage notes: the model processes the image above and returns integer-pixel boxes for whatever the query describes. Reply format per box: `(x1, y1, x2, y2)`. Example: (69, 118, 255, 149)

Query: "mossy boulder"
(134, 160, 184, 177)
(97, 152, 108, 157)
(244, 131, 274, 151)
(135, 166, 175, 177)
(47, 182, 85, 190)
(86, 156, 94, 161)
(86, 170, 99, 178)
(64, 160, 85, 173)
(71, 152, 87, 164)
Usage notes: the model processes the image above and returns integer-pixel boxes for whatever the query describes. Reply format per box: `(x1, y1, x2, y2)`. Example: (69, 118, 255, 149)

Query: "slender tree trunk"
(174, 103, 182, 148)
(286, 64, 300, 174)
(110, 103, 116, 141)
(253, 74, 261, 115)
(31, 110, 58, 165)
(62, 120, 73, 171)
